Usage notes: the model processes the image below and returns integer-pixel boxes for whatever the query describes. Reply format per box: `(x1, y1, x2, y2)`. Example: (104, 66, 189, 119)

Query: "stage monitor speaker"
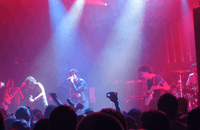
(193, 7, 200, 106)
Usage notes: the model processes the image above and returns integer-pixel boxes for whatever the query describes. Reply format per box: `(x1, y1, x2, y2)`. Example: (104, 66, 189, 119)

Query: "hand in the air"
(29, 95, 34, 103)
(109, 92, 118, 103)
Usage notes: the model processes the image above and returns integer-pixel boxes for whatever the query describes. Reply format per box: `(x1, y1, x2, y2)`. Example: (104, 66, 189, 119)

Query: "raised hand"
(29, 95, 34, 103)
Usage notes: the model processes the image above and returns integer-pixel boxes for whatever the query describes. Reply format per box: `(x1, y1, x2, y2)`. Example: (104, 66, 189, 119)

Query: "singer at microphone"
(67, 68, 89, 114)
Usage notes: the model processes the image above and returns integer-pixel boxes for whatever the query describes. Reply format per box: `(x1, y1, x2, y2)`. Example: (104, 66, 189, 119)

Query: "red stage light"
(85, 0, 107, 6)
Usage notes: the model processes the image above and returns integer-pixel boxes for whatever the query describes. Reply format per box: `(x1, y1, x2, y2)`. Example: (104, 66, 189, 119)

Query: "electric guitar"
(145, 85, 160, 106)
(3, 86, 23, 109)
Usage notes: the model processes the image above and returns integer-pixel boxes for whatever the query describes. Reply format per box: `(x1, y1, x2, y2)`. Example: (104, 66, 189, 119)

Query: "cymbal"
(172, 69, 191, 73)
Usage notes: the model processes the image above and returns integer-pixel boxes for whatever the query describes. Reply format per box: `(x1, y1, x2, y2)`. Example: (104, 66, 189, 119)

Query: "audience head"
(0, 109, 5, 130)
(122, 111, 127, 116)
(5, 117, 15, 130)
(187, 107, 200, 130)
(141, 110, 170, 130)
(77, 114, 86, 123)
(33, 117, 49, 130)
(32, 108, 44, 120)
(15, 106, 31, 123)
(0, 109, 7, 118)
(11, 119, 30, 130)
(157, 93, 178, 119)
(127, 108, 142, 126)
(177, 97, 188, 115)
(49, 105, 77, 130)
(76, 112, 124, 130)
(44, 105, 56, 117)
(125, 115, 137, 130)
(83, 108, 95, 115)
(100, 108, 127, 130)
(31, 121, 37, 130)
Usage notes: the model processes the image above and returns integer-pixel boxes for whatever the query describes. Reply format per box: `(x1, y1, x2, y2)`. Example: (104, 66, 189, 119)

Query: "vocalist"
(67, 69, 89, 114)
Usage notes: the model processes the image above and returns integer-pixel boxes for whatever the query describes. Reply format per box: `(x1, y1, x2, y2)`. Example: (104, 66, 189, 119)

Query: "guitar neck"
(9, 86, 23, 98)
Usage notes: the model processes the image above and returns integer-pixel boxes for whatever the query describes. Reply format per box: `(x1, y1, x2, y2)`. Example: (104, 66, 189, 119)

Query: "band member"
(186, 63, 198, 109)
(20, 76, 48, 114)
(186, 63, 198, 89)
(68, 69, 89, 114)
(3, 79, 24, 113)
(138, 64, 170, 110)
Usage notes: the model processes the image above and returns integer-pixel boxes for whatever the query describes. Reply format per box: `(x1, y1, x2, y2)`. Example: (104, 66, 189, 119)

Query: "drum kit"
(171, 69, 198, 110)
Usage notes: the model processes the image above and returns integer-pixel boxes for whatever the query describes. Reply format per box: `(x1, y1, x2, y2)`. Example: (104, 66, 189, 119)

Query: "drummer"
(186, 63, 198, 109)
(186, 63, 198, 92)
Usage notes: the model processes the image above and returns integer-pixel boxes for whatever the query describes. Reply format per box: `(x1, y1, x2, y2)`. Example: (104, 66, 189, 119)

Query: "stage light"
(85, 0, 107, 6)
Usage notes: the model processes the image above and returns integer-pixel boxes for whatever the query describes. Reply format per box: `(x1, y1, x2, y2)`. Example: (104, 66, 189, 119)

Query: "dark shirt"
(69, 78, 89, 104)
(147, 75, 166, 100)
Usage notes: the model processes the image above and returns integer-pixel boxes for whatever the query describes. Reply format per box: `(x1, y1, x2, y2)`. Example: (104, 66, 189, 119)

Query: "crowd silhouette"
(0, 91, 200, 130)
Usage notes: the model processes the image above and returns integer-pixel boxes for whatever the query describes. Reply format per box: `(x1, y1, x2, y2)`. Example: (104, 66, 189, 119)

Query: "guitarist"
(138, 65, 170, 110)
(3, 79, 24, 113)
(67, 69, 89, 114)
(20, 76, 48, 114)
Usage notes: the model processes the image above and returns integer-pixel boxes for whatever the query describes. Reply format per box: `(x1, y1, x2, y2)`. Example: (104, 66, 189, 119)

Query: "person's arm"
(107, 92, 123, 113)
(186, 74, 192, 86)
(50, 93, 63, 106)
(67, 98, 83, 111)
(19, 89, 24, 100)
(21, 81, 28, 92)
(69, 79, 86, 93)
(17, 88, 24, 105)
(114, 101, 122, 113)
(30, 83, 44, 102)
(152, 76, 170, 91)
(161, 82, 170, 91)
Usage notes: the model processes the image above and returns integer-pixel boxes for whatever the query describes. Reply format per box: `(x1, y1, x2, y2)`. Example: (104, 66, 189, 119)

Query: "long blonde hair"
(25, 76, 37, 83)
